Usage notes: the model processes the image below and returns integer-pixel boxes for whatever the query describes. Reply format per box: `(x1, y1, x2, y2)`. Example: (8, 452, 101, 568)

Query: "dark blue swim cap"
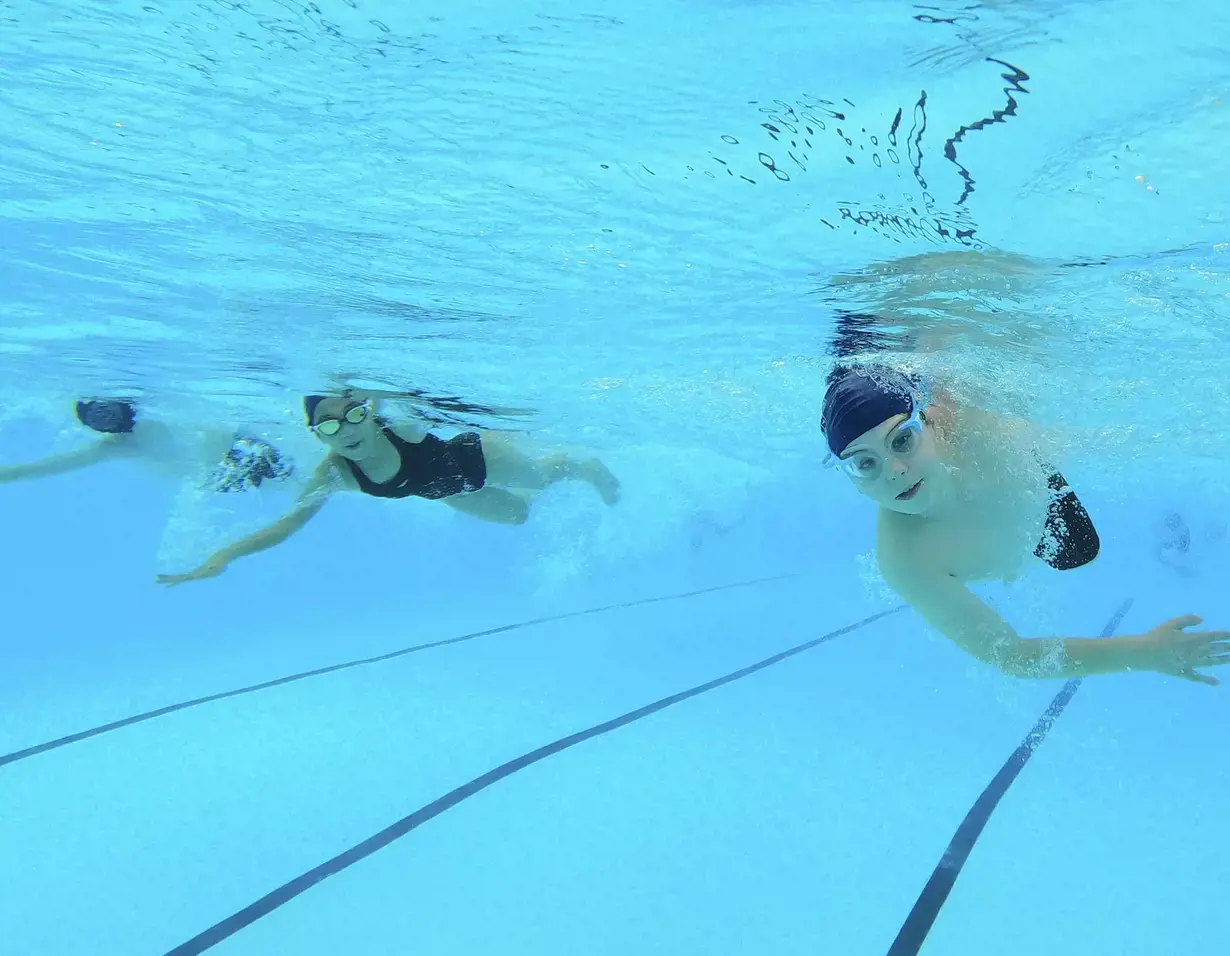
(75, 399, 137, 434)
(303, 395, 326, 424)
(821, 365, 916, 456)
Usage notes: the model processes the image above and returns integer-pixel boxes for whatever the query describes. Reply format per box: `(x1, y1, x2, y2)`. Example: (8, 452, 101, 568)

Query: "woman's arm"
(156, 458, 338, 585)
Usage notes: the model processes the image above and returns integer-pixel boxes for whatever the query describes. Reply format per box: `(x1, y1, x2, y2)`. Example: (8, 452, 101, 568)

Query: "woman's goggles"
(312, 401, 370, 437)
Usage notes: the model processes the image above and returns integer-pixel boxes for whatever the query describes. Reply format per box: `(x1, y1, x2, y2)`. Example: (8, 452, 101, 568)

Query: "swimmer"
(156, 391, 621, 585)
(823, 364, 1230, 685)
(0, 398, 292, 493)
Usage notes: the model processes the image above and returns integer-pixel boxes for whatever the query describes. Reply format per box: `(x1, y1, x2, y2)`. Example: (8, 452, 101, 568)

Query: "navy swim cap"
(75, 399, 137, 434)
(303, 395, 326, 424)
(821, 365, 916, 456)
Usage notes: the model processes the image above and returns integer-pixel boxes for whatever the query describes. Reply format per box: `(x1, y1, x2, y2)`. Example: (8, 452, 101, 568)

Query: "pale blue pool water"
(2, 1, 1229, 954)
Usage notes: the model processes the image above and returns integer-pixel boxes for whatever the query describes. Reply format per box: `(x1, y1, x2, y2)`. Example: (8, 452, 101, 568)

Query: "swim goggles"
(311, 401, 370, 436)
(826, 396, 925, 481)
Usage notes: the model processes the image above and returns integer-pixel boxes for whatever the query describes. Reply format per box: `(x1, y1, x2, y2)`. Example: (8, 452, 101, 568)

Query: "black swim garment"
(1034, 467, 1100, 571)
(211, 438, 293, 492)
(345, 428, 487, 500)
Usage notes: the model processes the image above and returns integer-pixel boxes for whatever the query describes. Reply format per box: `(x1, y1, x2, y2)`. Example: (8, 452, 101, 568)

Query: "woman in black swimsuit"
(157, 391, 620, 585)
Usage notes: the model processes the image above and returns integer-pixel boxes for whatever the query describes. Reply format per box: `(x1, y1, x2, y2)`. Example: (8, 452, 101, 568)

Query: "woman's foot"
(577, 458, 621, 505)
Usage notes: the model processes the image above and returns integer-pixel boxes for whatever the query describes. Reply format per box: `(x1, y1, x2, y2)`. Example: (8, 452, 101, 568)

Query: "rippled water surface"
(1, 0, 1226, 484)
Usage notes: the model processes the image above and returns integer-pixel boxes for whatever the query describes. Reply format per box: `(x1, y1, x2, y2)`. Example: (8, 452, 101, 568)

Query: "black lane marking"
(0, 573, 800, 770)
(885, 597, 1134, 956)
(162, 606, 904, 956)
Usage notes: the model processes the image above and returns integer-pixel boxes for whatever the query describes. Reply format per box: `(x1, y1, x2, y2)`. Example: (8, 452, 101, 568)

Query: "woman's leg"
(444, 486, 530, 524)
(479, 433, 620, 505)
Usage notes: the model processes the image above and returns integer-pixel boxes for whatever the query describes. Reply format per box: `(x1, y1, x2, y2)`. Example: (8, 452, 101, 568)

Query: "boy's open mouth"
(897, 479, 923, 501)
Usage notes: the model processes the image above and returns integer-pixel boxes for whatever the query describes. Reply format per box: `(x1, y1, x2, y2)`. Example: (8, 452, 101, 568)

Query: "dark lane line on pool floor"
(885, 597, 1134, 956)
(0, 573, 802, 771)
(161, 606, 905, 956)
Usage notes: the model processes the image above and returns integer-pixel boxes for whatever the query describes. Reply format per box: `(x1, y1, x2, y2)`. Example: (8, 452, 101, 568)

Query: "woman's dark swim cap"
(821, 365, 916, 457)
(303, 395, 326, 424)
(75, 399, 137, 434)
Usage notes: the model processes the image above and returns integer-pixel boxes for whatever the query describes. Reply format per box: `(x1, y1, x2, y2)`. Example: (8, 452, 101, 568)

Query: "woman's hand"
(1137, 615, 1230, 685)
(156, 553, 229, 587)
